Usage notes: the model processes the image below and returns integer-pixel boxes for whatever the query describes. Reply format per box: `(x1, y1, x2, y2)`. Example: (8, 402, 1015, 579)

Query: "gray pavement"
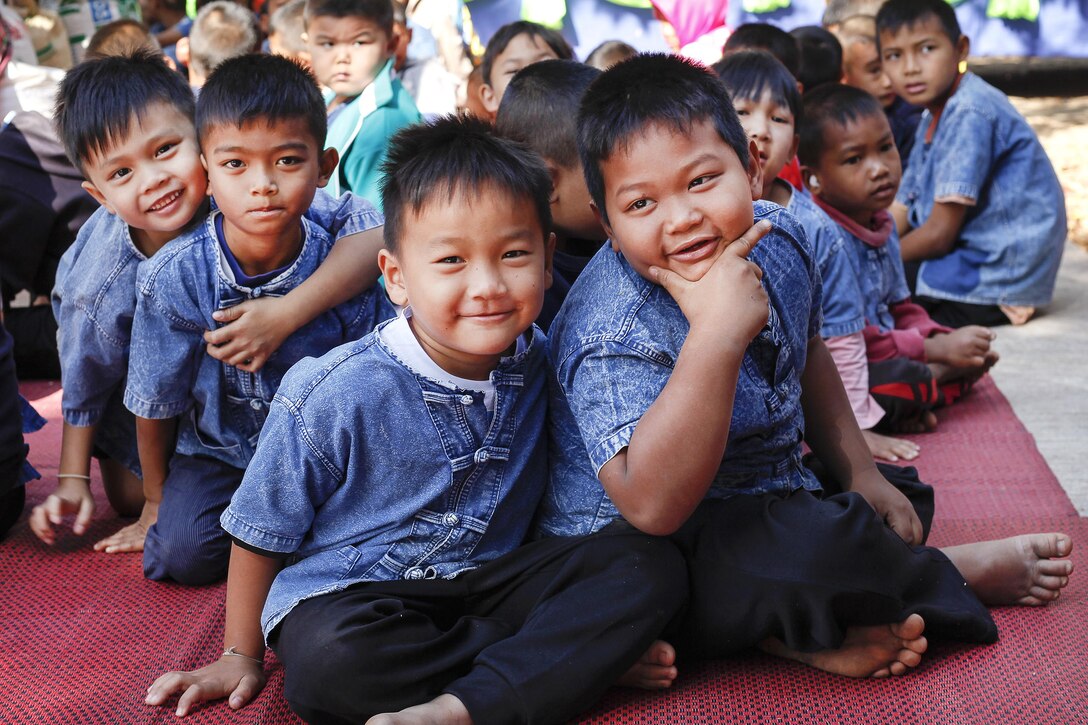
(988, 240, 1088, 515)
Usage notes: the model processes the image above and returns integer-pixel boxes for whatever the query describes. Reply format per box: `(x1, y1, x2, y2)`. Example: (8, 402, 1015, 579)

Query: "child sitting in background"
(179, 0, 260, 89)
(878, 0, 1066, 327)
(267, 0, 310, 68)
(476, 20, 573, 120)
(122, 54, 394, 585)
(137, 0, 191, 67)
(790, 25, 842, 92)
(306, 0, 420, 204)
(495, 59, 605, 331)
(584, 39, 636, 70)
(798, 84, 998, 439)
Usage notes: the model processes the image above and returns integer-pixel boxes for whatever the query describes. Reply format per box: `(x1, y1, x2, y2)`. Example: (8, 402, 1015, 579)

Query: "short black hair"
(54, 49, 195, 172)
(791, 26, 843, 92)
(577, 53, 749, 227)
(798, 82, 885, 166)
(196, 54, 327, 150)
(723, 23, 800, 79)
(380, 115, 552, 251)
(496, 59, 600, 169)
(876, 0, 960, 46)
(480, 21, 574, 88)
(304, 0, 394, 35)
(712, 50, 802, 128)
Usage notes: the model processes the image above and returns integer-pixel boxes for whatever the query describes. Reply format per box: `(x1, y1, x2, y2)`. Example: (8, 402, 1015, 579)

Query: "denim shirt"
(898, 72, 1066, 307)
(124, 209, 394, 469)
(535, 202, 824, 538)
(840, 225, 911, 333)
(221, 321, 549, 639)
(785, 188, 866, 338)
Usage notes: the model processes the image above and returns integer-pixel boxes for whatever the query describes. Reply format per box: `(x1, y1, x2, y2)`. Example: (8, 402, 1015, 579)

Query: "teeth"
(149, 190, 181, 212)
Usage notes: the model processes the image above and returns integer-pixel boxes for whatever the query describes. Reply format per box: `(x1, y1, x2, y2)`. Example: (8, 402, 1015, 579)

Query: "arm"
(145, 544, 278, 717)
(898, 201, 968, 262)
(598, 223, 770, 536)
(823, 333, 884, 430)
(28, 422, 99, 543)
(800, 335, 923, 545)
(890, 202, 910, 238)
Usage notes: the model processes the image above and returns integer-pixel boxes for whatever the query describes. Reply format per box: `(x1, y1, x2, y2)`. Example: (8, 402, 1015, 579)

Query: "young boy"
(798, 83, 999, 436)
(476, 20, 573, 121)
(495, 59, 605, 331)
(137, 0, 191, 65)
(267, 0, 310, 69)
(878, 0, 1066, 327)
(180, 1, 260, 89)
(306, 0, 420, 205)
(31, 50, 386, 552)
(536, 53, 1072, 677)
(145, 115, 686, 724)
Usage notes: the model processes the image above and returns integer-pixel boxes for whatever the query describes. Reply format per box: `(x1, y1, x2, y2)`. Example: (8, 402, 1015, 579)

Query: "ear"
(176, 36, 190, 67)
(200, 154, 213, 195)
(384, 29, 398, 55)
(479, 82, 499, 117)
(378, 248, 409, 307)
(316, 147, 339, 188)
(788, 133, 800, 165)
(542, 231, 556, 290)
(801, 165, 822, 195)
(956, 35, 970, 69)
(590, 200, 619, 252)
(81, 180, 114, 214)
(745, 139, 763, 201)
(544, 160, 561, 205)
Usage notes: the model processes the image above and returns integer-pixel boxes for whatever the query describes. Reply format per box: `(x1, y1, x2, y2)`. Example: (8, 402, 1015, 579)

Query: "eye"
(772, 114, 791, 125)
(735, 109, 750, 117)
(626, 198, 650, 212)
(437, 255, 464, 264)
(880, 142, 896, 153)
(690, 174, 717, 189)
(885, 51, 900, 62)
(155, 142, 176, 157)
(222, 159, 245, 169)
(109, 167, 132, 181)
(278, 156, 304, 167)
(843, 155, 861, 166)
(503, 249, 530, 259)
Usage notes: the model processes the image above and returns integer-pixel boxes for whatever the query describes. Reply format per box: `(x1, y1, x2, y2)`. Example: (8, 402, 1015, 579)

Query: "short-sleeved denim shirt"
(535, 202, 824, 538)
(898, 72, 1066, 307)
(124, 210, 394, 469)
(221, 322, 549, 639)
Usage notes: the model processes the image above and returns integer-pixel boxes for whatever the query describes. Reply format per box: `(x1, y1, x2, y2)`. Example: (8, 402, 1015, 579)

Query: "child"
(790, 25, 842, 92)
(476, 20, 573, 120)
(536, 53, 1073, 677)
(144, 115, 686, 724)
(120, 54, 394, 585)
(798, 83, 999, 437)
(180, 1, 260, 89)
(495, 59, 605, 331)
(267, 0, 310, 68)
(878, 0, 1066, 327)
(306, 0, 420, 204)
(584, 39, 636, 71)
(137, 0, 191, 66)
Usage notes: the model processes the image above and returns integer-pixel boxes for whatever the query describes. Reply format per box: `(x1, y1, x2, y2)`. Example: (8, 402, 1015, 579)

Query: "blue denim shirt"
(124, 208, 394, 469)
(898, 72, 1066, 307)
(786, 189, 866, 338)
(535, 202, 824, 538)
(841, 226, 911, 333)
(221, 321, 549, 639)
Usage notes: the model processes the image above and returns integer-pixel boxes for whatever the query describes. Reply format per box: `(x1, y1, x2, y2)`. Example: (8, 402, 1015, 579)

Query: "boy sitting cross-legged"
(122, 54, 394, 585)
(146, 115, 686, 725)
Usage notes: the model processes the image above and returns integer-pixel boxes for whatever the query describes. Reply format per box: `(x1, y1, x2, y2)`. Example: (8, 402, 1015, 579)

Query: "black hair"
(54, 48, 195, 172)
(712, 50, 802, 127)
(797, 82, 885, 166)
(790, 26, 843, 92)
(480, 21, 574, 88)
(304, 0, 394, 35)
(496, 59, 600, 169)
(577, 53, 749, 227)
(723, 23, 800, 79)
(380, 114, 552, 251)
(196, 54, 327, 150)
(876, 0, 960, 46)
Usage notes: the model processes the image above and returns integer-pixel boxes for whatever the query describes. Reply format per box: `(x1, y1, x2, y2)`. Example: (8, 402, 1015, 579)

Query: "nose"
(140, 167, 169, 194)
(663, 195, 701, 236)
(903, 52, 919, 74)
(468, 261, 508, 300)
(251, 167, 277, 196)
(747, 115, 769, 142)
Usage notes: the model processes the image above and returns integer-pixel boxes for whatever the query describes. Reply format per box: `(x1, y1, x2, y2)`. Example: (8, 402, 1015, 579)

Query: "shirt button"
(443, 512, 460, 527)
(475, 449, 489, 463)
(460, 394, 474, 405)
(249, 399, 263, 410)
(405, 567, 424, 580)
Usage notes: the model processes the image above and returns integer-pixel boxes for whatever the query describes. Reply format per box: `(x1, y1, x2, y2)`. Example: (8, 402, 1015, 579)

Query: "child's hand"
(28, 477, 96, 544)
(146, 654, 266, 717)
(861, 429, 920, 463)
(204, 297, 296, 373)
(925, 327, 998, 371)
(851, 470, 923, 545)
(650, 220, 771, 347)
(93, 500, 158, 554)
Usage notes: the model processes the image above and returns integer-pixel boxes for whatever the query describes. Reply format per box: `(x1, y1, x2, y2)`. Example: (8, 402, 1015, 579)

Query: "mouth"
(669, 237, 719, 264)
(872, 183, 897, 201)
(904, 83, 927, 96)
(147, 189, 183, 213)
(463, 310, 516, 324)
(247, 207, 284, 217)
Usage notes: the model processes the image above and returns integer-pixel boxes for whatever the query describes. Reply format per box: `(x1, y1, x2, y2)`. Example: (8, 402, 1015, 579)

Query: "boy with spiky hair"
(477, 20, 573, 120)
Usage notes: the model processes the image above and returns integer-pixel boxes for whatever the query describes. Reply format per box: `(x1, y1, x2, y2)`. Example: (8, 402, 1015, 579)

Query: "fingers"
(648, 266, 684, 296)
(28, 502, 55, 543)
(211, 301, 251, 325)
(93, 522, 147, 553)
(145, 671, 191, 706)
(176, 683, 209, 717)
(228, 673, 262, 709)
(724, 219, 772, 259)
(73, 495, 95, 536)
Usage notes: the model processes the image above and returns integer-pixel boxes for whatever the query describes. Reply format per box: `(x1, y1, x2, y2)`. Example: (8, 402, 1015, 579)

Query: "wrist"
(221, 645, 264, 666)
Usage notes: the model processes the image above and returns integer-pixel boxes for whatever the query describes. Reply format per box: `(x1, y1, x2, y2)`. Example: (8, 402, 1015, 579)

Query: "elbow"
(624, 506, 686, 537)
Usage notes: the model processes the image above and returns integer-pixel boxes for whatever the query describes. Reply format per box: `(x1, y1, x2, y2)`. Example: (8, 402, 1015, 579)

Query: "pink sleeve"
(863, 323, 927, 363)
(825, 333, 886, 430)
(890, 299, 952, 341)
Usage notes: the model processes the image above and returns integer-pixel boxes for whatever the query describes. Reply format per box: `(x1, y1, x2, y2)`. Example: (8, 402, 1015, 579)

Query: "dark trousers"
(868, 357, 940, 429)
(903, 261, 1009, 328)
(270, 525, 686, 725)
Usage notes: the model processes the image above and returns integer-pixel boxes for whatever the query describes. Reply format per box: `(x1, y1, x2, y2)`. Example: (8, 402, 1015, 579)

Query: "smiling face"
(379, 184, 554, 380)
(879, 14, 968, 112)
(598, 119, 761, 283)
(201, 117, 337, 268)
(733, 89, 799, 200)
(306, 14, 395, 102)
(480, 33, 562, 116)
(80, 101, 208, 254)
(806, 111, 901, 227)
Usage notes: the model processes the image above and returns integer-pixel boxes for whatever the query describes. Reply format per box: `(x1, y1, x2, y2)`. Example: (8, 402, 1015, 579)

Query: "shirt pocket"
(363, 510, 474, 582)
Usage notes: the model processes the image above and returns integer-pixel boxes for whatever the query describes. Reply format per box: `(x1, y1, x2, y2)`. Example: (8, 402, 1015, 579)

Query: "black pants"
(270, 526, 686, 725)
(903, 261, 1009, 328)
(868, 357, 940, 428)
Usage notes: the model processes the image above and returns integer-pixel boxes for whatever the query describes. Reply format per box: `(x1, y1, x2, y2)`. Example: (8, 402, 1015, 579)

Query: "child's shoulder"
(752, 200, 816, 268)
(940, 72, 1030, 136)
(135, 214, 216, 291)
(274, 327, 390, 409)
(55, 207, 142, 303)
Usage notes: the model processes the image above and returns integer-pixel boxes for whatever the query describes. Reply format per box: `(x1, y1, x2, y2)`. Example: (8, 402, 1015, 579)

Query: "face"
(379, 185, 554, 380)
(733, 89, 799, 200)
(806, 112, 901, 227)
(81, 101, 207, 252)
(879, 15, 969, 111)
(480, 33, 562, 116)
(598, 119, 761, 283)
(842, 39, 895, 108)
(201, 117, 337, 255)
(306, 15, 395, 101)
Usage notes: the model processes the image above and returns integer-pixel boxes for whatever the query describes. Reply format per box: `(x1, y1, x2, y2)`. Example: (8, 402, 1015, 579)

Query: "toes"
(1036, 559, 1074, 577)
(871, 668, 891, 679)
(888, 661, 906, 676)
(891, 614, 926, 640)
(1033, 573, 1070, 591)
(900, 635, 928, 655)
(1027, 584, 1062, 602)
(898, 648, 922, 668)
(1029, 533, 1073, 559)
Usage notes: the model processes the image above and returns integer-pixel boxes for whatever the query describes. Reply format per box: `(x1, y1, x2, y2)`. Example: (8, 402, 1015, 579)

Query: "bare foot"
(616, 640, 678, 690)
(760, 614, 927, 679)
(862, 429, 920, 462)
(891, 410, 938, 434)
(366, 694, 472, 725)
(942, 533, 1074, 606)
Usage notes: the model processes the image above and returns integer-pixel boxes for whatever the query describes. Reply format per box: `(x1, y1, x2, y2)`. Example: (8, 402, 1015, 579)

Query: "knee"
(586, 532, 689, 608)
(143, 527, 228, 585)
